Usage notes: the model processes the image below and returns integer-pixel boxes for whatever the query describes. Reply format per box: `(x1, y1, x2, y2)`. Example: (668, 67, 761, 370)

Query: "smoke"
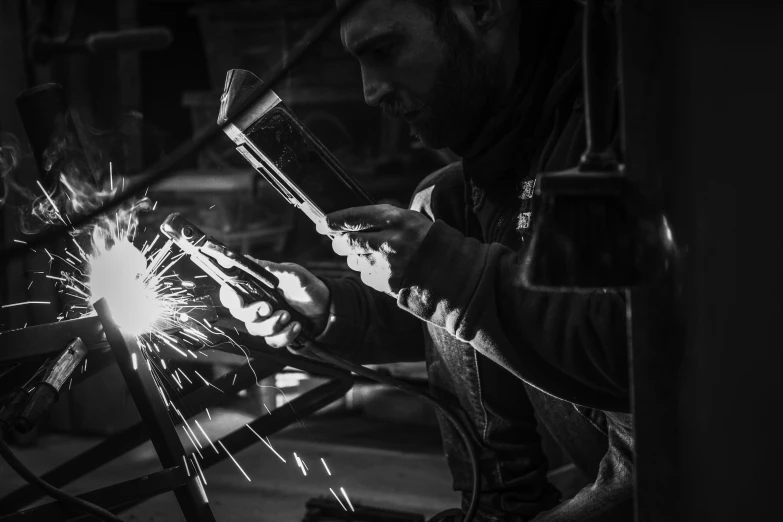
(0, 133, 34, 208)
(1, 112, 151, 255)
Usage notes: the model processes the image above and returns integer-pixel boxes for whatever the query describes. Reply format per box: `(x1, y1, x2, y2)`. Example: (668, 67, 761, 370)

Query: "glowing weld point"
(132, 353, 138, 370)
(330, 488, 347, 511)
(179, 313, 190, 322)
(218, 441, 251, 482)
(321, 458, 331, 476)
(340, 487, 355, 512)
(193, 453, 207, 485)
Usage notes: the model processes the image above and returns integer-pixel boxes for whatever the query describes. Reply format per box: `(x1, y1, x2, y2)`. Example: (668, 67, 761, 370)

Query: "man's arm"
(316, 275, 426, 365)
(397, 221, 630, 412)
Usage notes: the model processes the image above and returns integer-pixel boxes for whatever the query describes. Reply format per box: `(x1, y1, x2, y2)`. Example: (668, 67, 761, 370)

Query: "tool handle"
(226, 270, 315, 352)
(16, 384, 58, 434)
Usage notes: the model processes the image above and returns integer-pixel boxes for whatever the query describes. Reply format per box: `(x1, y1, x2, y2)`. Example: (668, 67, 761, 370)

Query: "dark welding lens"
(182, 226, 193, 238)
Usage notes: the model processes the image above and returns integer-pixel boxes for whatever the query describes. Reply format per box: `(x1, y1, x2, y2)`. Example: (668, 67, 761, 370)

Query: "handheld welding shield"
(217, 68, 375, 226)
(160, 213, 315, 350)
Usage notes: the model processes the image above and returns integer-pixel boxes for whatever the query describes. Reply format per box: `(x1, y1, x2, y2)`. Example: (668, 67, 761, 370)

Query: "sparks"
(209, 205, 216, 209)
(109, 162, 113, 190)
(194, 420, 219, 454)
(36, 180, 68, 226)
(1, 301, 50, 309)
(340, 487, 355, 512)
(205, 408, 211, 420)
(13, 239, 26, 244)
(330, 489, 347, 511)
(132, 353, 138, 370)
(193, 453, 207, 485)
(321, 458, 332, 476)
(218, 441, 250, 482)
(246, 424, 286, 463)
(183, 455, 190, 477)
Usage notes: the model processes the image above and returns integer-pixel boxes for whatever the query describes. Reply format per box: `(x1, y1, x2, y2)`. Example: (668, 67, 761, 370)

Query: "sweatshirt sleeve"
(314, 274, 426, 365)
(396, 220, 630, 412)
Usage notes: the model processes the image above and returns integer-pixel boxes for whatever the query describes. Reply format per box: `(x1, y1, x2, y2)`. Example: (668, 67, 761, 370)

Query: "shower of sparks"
(194, 419, 218, 454)
(36, 181, 68, 226)
(194, 370, 224, 393)
(321, 458, 332, 476)
(178, 368, 192, 384)
(193, 453, 207, 485)
(2, 301, 50, 309)
(183, 426, 204, 459)
(246, 424, 286, 463)
(340, 487, 355, 512)
(330, 488, 347, 511)
(218, 441, 250, 482)
(294, 453, 307, 476)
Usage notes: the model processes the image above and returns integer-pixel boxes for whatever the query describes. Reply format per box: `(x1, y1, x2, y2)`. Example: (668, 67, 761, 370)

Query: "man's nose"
(361, 67, 393, 107)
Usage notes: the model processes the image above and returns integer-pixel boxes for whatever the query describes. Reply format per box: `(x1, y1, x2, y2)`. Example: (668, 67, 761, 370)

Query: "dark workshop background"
(1, 0, 783, 521)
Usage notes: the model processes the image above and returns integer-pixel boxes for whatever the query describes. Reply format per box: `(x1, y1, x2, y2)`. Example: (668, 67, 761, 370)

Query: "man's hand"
(317, 204, 434, 296)
(219, 258, 330, 348)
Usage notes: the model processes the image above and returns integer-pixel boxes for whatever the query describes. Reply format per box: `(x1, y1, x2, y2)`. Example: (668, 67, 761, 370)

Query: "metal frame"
(0, 302, 354, 521)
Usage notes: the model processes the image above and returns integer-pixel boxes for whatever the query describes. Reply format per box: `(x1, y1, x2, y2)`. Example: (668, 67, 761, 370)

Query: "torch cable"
(304, 341, 481, 522)
(0, 432, 125, 522)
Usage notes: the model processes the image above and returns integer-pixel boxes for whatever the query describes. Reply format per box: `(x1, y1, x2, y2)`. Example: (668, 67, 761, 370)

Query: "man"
(221, 0, 633, 520)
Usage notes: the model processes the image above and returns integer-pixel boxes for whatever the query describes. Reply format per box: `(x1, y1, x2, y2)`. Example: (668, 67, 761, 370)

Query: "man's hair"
(409, 0, 462, 38)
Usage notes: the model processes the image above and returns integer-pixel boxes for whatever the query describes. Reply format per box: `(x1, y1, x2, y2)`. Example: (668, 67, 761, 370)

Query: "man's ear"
(471, 0, 504, 29)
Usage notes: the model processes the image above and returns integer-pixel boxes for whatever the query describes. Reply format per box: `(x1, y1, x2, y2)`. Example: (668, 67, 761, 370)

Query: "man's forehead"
(339, 0, 416, 53)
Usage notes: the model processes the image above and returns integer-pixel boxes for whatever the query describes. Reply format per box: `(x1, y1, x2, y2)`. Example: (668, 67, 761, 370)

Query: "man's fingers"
(331, 232, 386, 256)
(264, 321, 301, 348)
(323, 205, 395, 233)
(244, 310, 291, 337)
(219, 285, 243, 310)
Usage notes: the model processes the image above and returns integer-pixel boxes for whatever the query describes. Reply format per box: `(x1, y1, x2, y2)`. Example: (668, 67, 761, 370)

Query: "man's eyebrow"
(344, 24, 400, 57)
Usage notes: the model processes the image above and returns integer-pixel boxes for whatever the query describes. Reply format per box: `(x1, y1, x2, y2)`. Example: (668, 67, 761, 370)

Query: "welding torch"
(0, 340, 124, 521)
(160, 212, 316, 351)
(160, 213, 482, 522)
(0, 338, 87, 435)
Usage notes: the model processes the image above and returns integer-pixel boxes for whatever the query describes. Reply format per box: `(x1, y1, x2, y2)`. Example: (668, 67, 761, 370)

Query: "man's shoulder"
(409, 161, 466, 224)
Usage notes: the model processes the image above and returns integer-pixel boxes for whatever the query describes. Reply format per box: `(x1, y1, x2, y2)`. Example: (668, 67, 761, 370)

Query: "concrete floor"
(0, 406, 586, 521)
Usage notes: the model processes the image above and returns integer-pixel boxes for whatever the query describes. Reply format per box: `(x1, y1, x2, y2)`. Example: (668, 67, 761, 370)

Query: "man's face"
(340, 0, 503, 150)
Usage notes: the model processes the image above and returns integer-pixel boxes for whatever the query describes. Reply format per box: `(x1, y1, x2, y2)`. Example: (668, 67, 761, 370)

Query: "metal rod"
(94, 298, 215, 522)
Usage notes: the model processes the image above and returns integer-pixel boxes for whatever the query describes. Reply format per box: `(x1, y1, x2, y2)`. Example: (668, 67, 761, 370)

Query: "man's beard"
(381, 22, 504, 150)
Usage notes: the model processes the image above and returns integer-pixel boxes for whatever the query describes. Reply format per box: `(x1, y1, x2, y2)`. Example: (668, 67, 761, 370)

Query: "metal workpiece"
(94, 298, 216, 522)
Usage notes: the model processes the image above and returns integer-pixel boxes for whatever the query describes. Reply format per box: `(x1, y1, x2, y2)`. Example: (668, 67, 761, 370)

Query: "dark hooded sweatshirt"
(318, 0, 630, 412)
(316, 1, 633, 519)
